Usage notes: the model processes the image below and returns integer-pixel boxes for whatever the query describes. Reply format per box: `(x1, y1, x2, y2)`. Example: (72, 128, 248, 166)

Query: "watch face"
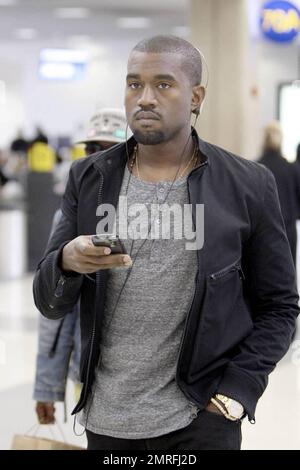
(229, 400, 244, 418)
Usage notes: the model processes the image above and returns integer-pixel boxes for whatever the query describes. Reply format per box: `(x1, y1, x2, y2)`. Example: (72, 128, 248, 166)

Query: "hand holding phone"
(91, 234, 127, 254)
(61, 234, 131, 274)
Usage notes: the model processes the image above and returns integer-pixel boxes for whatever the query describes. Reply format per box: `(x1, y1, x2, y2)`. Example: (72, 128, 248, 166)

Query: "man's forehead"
(127, 51, 184, 76)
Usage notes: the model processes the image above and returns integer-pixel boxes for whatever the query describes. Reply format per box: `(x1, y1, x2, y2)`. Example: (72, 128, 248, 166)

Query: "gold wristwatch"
(210, 394, 244, 421)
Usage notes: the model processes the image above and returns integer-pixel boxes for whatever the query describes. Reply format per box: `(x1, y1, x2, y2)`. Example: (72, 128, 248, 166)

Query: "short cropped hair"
(131, 35, 202, 86)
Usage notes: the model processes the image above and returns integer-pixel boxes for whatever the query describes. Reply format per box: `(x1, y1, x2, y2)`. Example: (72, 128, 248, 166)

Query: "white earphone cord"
(194, 47, 209, 115)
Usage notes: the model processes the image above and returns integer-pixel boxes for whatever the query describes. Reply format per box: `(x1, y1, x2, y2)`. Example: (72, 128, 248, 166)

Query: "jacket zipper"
(175, 160, 208, 411)
(54, 275, 67, 297)
(48, 275, 67, 309)
(73, 171, 104, 412)
(209, 260, 245, 282)
(78, 271, 100, 405)
(78, 159, 209, 412)
(48, 317, 65, 357)
(175, 273, 200, 409)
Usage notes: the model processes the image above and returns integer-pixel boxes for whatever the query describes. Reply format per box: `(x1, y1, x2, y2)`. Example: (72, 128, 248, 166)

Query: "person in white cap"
(33, 108, 126, 425)
(54, 108, 127, 195)
(80, 107, 127, 155)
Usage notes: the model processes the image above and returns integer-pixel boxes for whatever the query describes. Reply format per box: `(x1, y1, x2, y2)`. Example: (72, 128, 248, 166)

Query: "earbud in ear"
(191, 95, 206, 116)
(197, 97, 206, 115)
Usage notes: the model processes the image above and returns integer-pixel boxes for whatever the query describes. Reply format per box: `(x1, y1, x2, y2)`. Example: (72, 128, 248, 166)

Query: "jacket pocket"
(209, 259, 245, 282)
(190, 258, 253, 372)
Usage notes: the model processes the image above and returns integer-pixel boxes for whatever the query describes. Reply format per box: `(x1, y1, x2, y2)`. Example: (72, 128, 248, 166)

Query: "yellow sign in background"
(28, 142, 56, 172)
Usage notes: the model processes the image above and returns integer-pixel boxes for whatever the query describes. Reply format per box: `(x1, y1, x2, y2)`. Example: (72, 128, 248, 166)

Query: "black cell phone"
(91, 234, 127, 254)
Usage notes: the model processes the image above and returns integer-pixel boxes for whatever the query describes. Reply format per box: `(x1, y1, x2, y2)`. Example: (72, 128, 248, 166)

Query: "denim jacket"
(33, 302, 81, 402)
(33, 208, 81, 403)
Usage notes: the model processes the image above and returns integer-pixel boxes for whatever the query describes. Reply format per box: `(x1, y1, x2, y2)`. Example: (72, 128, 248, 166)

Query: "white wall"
(0, 38, 136, 148)
(258, 41, 298, 124)
(0, 55, 25, 148)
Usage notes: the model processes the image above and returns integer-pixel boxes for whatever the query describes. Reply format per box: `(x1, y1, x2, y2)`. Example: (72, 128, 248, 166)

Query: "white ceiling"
(7, 0, 187, 10)
(0, 0, 189, 43)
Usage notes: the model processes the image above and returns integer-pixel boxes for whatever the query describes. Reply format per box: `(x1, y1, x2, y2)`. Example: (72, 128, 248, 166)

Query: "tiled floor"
(1, 227, 300, 450)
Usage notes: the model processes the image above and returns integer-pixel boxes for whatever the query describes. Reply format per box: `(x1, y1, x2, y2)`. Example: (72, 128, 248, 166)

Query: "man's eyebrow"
(126, 74, 140, 80)
(126, 73, 176, 82)
(153, 74, 176, 82)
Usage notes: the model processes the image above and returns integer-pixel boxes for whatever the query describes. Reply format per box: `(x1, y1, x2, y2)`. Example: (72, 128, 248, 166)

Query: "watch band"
(210, 397, 236, 421)
(210, 396, 243, 421)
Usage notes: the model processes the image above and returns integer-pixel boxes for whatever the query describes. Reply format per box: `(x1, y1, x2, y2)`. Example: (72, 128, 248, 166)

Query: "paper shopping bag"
(11, 422, 85, 450)
(11, 434, 84, 450)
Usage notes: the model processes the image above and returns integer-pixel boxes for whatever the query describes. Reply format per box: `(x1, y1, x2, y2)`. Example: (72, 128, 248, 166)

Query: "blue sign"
(261, 1, 300, 43)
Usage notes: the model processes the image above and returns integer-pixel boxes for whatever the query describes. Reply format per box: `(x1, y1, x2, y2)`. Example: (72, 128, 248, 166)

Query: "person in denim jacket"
(34, 300, 81, 423)
(33, 108, 127, 424)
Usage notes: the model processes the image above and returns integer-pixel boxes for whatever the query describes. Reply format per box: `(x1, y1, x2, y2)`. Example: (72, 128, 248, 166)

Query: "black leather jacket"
(33, 129, 299, 422)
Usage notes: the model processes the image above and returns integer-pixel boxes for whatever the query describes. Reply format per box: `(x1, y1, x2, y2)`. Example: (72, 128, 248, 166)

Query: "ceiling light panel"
(54, 7, 90, 19)
(117, 17, 151, 29)
(14, 28, 37, 40)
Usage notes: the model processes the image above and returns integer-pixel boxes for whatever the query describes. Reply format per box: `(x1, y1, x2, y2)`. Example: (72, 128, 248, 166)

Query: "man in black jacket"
(33, 36, 299, 450)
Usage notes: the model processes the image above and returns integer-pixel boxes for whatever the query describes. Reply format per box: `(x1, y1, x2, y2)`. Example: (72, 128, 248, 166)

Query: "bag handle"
(25, 421, 66, 442)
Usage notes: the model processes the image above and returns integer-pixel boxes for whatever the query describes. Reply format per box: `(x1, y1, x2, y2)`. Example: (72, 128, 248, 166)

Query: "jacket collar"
(93, 127, 210, 175)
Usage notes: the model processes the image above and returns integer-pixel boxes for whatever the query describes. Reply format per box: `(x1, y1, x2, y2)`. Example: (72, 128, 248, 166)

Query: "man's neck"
(133, 128, 196, 182)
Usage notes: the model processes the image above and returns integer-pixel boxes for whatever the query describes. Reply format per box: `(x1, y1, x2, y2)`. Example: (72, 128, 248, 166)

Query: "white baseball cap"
(78, 108, 128, 144)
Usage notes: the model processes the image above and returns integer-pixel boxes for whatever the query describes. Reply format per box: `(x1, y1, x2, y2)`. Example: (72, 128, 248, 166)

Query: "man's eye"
(158, 83, 171, 89)
(128, 83, 141, 89)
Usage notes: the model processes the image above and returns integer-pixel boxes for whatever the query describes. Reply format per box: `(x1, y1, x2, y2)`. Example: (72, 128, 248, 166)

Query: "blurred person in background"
(0, 149, 9, 188)
(31, 126, 49, 145)
(33, 108, 126, 425)
(4, 131, 28, 184)
(53, 108, 126, 196)
(0, 148, 25, 200)
(258, 121, 300, 267)
(297, 143, 300, 165)
(294, 142, 300, 215)
(10, 129, 29, 156)
(26, 126, 52, 174)
(0, 167, 8, 188)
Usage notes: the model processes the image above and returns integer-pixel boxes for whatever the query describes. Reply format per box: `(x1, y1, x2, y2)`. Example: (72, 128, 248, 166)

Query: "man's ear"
(191, 85, 206, 115)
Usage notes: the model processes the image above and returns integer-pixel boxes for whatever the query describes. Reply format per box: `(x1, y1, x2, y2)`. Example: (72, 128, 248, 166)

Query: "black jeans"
(86, 410, 242, 450)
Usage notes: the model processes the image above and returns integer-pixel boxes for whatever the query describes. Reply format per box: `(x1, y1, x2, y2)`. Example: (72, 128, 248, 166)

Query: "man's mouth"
(135, 112, 160, 121)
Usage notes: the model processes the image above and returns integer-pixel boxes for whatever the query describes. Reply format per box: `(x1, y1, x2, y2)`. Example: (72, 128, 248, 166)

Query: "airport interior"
(1, 0, 300, 450)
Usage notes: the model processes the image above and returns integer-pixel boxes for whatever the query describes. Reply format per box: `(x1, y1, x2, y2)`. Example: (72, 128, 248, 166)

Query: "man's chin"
(132, 129, 165, 145)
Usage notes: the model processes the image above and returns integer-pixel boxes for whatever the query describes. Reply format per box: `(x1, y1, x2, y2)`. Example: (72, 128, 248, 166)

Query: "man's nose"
(137, 85, 157, 108)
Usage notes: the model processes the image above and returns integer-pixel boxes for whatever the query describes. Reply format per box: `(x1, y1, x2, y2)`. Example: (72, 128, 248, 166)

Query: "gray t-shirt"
(79, 165, 200, 439)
